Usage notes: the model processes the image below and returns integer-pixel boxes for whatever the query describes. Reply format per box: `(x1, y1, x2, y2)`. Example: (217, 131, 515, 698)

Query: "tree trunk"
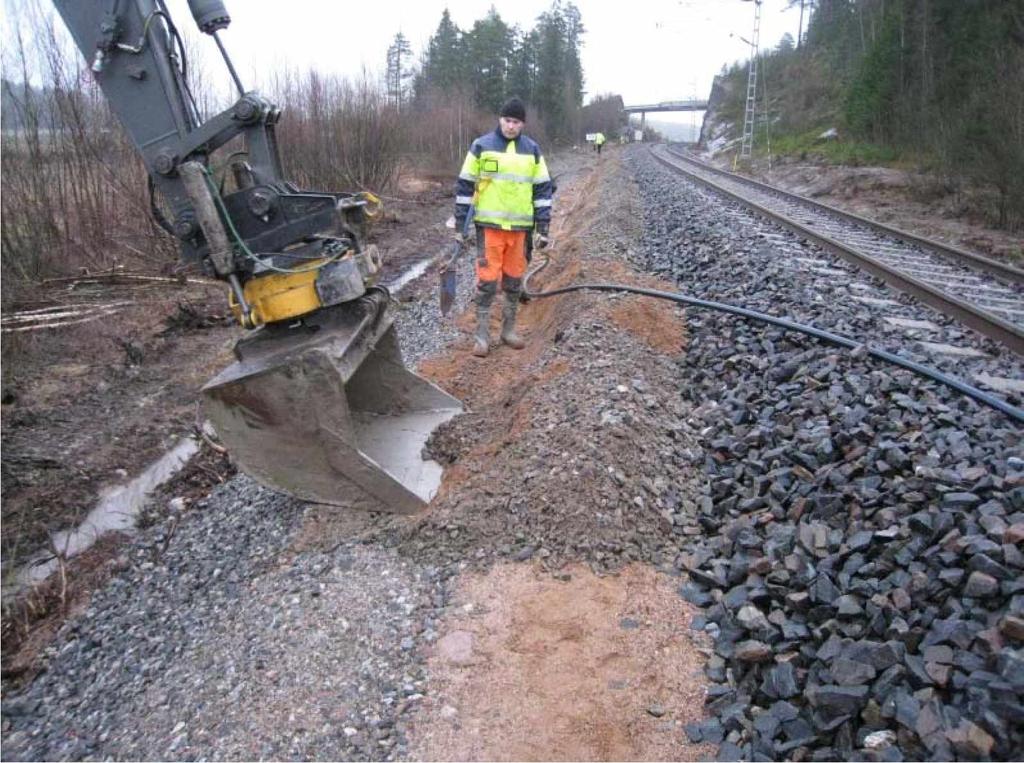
(797, 0, 805, 49)
(858, 1, 866, 53)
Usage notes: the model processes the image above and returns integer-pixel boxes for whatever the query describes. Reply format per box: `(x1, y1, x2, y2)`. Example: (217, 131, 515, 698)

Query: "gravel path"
(2, 478, 451, 761)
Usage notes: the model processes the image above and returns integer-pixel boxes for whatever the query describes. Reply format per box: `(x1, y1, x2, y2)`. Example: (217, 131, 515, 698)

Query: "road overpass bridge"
(623, 99, 709, 139)
(623, 100, 709, 114)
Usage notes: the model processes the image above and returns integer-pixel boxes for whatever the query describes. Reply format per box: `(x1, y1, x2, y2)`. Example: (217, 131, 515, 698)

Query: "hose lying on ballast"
(522, 252, 1024, 424)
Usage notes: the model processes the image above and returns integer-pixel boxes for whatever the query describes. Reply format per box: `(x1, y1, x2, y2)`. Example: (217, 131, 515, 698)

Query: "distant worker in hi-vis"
(454, 97, 553, 357)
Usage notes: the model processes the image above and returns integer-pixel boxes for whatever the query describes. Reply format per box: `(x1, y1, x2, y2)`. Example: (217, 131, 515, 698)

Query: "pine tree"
(507, 29, 539, 106)
(785, 0, 814, 49)
(534, 4, 568, 133)
(562, 3, 585, 110)
(385, 31, 414, 110)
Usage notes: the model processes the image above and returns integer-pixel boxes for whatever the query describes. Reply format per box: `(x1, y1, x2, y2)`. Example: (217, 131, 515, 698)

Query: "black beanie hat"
(499, 97, 526, 121)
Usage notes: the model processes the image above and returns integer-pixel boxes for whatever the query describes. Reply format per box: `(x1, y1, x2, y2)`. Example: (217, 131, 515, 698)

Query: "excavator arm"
(54, 0, 375, 326)
(52, 0, 461, 513)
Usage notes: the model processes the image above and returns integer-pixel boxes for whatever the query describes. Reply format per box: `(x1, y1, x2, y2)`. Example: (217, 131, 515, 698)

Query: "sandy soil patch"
(409, 562, 714, 762)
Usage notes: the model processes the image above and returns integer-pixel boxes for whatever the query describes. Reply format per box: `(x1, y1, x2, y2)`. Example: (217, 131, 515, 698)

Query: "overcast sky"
(4, 0, 803, 126)
(158, 0, 803, 125)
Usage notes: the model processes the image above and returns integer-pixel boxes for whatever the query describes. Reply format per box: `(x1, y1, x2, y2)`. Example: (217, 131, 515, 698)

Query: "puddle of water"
(385, 257, 434, 296)
(8, 437, 199, 593)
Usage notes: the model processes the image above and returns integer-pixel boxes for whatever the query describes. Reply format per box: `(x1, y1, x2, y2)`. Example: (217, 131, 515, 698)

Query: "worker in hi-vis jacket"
(454, 98, 553, 357)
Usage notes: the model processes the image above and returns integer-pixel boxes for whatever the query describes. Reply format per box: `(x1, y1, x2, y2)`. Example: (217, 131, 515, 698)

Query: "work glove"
(535, 223, 550, 250)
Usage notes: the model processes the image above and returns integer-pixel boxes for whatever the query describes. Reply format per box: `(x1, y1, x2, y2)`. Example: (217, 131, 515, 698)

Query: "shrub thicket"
(1, 2, 592, 302)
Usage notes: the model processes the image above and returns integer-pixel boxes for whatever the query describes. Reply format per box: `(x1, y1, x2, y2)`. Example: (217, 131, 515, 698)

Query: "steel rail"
(664, 146, 1024, 285)
(650, 146, 1024, 356)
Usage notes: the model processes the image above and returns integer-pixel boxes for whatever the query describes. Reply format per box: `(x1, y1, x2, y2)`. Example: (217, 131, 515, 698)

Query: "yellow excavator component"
(228, 261, 326, 328)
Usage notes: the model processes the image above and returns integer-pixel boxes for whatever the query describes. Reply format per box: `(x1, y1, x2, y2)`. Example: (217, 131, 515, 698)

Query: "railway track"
(650, 145, 1024, 356)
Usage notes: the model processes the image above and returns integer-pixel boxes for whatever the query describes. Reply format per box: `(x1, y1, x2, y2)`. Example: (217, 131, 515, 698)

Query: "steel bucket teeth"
(201, 297, 462, 514)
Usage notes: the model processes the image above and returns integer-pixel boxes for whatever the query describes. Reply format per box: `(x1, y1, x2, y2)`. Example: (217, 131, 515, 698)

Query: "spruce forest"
(389, 3, 586, 144)
(714, 0, 1024, 228)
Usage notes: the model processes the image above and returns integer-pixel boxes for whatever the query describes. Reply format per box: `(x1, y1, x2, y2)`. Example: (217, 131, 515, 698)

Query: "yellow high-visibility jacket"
(455, 128, 552, 232)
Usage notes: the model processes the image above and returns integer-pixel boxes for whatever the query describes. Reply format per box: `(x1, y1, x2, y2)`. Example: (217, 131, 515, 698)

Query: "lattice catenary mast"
(740, 0, 762, 158)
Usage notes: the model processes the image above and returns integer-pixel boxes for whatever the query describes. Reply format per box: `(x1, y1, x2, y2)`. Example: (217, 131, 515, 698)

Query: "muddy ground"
(0, 174, 451, 568)
(1, 142, 1018, 759)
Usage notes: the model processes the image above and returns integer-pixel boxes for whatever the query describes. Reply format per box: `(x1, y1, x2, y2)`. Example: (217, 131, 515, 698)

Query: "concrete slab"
(917, 341, 989, 358)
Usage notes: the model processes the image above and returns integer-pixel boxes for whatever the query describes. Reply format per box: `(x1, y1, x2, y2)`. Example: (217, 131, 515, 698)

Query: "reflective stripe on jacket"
(455, 128, 552, 231)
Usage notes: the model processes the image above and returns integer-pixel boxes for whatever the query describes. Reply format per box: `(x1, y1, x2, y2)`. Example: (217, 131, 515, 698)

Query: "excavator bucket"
(201, 293, 462, 514)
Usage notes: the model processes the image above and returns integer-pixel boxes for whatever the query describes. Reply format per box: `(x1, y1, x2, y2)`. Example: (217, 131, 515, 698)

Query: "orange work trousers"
(476, 227, 528, 288)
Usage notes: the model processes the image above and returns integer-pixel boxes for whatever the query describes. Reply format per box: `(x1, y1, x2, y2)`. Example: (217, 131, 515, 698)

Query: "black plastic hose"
(523, 256, 1024, 424)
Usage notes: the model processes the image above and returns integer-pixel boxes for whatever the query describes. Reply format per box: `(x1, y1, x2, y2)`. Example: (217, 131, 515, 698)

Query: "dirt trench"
(300, 148, 718, 759)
